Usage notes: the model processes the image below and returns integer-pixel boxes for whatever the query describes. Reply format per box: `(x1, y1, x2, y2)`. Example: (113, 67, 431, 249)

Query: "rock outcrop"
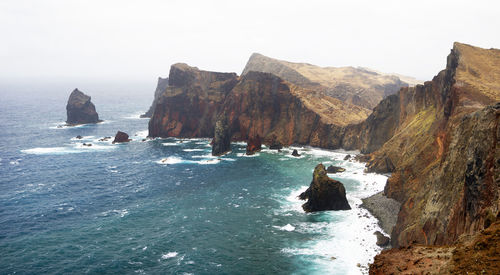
(112, 131, 131, 143)
(291, 149, 300, 157)
(298, 164, 351, 212)
(66, 89, 101, 125)
(245, 135, 262, 155)
(211, 114, 231, 156)
(374, 231, 390, 247)
(148, 63, 238, 138)
(326, 165, 345, 173)
(141, 77, 169, 118)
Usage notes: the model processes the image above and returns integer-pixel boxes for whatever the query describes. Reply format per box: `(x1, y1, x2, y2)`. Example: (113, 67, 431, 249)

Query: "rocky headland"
(141, 77, 169, 118)
(66, 89, 101, 125)
(145, 42, 499, 272)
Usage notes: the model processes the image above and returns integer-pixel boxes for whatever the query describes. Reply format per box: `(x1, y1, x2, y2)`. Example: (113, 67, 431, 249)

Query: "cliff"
(358, 43, 500, 249)
(148, 63, 238, 138)
(66, 88, 101, 125)
(242, 52, 415, 110)
(141, 77, 169, 118)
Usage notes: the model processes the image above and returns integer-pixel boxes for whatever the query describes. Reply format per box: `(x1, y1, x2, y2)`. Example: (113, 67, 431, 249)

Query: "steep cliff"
(148, 63, 238, 138)
(66, 88, 101, 125)
(356, 43, 500, 248)
(242, 52, 416, 110)
(141, 77, 169, 118)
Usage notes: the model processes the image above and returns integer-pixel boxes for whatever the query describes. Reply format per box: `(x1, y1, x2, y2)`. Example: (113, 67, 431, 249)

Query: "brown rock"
(246, 135, 262, 155)
(66, 89, 101, 125)
(112, 131, 131, 144)
(374, 231, 390, 247)
(326, 165, 345, 173)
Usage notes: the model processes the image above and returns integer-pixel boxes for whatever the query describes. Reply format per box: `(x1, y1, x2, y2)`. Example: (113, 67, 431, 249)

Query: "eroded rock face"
(112, 131, 131, 143)
(66, 89, 101, 125)
(148, 63, 238, 138)
(245, 135, 261, 155)
(211, 114, 231, 156)
(141, 77, 169, 118)
(299, 164, 351, 212)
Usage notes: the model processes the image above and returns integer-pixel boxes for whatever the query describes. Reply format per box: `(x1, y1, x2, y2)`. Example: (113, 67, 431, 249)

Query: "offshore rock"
(299, 164, 351, 212)
(326, 165, 345, 173)
(211, 114, 231, 156)
(291, 149, 300, 157)
(245, 135, 262, 155)
(66, 89, 101, 125)
(112, 131, 131, 144)
(141, 77, 169, 118)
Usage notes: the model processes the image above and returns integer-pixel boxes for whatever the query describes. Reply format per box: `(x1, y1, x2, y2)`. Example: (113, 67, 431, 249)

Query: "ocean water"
(0, 83, 388, 274)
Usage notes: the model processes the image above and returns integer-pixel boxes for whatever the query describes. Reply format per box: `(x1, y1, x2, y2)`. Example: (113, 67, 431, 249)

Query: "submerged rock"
(291, 149, 301, 157)
(66, 88, 101, 125)
(246, 135, 262, 155)
(212, 114, 231, 156)
(299, 164, 351, 212)
(112, 131, 131, 144)
(326, 165, 346, 173)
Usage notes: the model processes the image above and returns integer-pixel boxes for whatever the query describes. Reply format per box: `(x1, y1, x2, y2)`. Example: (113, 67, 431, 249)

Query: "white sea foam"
(70, 135, 95, 141)
(236, 152, 259, 157)
(274, 224, 295, 232)
(156, 157, 185, 165)
(124, 111, 148, 120)
(183, 149, 206, 152)
(134, 130, 149, 140)
(162, 142, 181, 146)
(161, 252, 178, 259)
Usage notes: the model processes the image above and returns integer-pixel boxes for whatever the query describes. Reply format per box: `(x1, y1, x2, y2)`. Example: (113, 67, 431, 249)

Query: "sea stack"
(66, 89, 101, 125)
(112, 131, 131, 143)
(246, 135, 262, 155)
(299, 164, 351, 212)
(211, 114, 231, 156)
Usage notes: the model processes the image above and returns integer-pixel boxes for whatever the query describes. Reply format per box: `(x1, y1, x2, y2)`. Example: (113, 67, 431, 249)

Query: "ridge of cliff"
(242, 52, 415, 110)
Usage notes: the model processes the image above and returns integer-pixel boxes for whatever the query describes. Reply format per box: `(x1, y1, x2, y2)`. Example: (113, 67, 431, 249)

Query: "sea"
(0, 81, 388, 275)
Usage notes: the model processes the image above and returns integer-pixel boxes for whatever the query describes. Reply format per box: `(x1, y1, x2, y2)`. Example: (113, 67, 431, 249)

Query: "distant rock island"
(66, 89, 101, 125)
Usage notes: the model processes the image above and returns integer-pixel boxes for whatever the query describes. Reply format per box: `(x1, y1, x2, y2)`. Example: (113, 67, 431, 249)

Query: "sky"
(1, 0, 500, 84)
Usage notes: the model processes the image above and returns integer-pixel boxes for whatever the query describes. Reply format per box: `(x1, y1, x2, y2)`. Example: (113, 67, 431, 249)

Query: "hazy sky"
(1, 0, 499, 83)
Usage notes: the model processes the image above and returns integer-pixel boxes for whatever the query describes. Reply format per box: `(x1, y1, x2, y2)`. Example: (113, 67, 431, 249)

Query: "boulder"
(344, 154, 351, 160)
(326, 165, 346, 173)
(212, 114, 231, 156)
(246, 135, 262, 155)
(75, 135, 83, 139)
(374, 231, 390, 247)
(112, 131, 131, 143)
(299, 164, 351, 212)
(291, 149, 301, 157)
(66, 89, 101, 125)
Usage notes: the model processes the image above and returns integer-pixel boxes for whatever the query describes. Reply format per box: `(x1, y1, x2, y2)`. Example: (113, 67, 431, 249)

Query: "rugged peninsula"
(66, 88, 101, 125)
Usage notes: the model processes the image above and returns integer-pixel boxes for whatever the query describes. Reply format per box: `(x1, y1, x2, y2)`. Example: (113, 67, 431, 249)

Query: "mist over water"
(0, 84, 387, 274)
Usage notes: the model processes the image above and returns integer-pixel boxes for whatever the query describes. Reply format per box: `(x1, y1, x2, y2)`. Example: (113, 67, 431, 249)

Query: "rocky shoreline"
(361, 191, 401, 236)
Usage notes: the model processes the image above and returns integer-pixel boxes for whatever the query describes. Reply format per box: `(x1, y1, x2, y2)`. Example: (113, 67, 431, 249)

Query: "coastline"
(360, 191, 401, 237)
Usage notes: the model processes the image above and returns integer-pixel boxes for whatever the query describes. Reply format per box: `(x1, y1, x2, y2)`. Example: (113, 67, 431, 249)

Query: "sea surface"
(0, 82, 388, 274)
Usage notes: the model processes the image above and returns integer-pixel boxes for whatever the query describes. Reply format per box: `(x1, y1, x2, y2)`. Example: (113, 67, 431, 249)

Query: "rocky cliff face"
(66, 89, 101, 125)
(242, 52, 416, 110)
(356, 43, 500, 248)
(141, 77, 169, 118)
(148, 63, 238, 138)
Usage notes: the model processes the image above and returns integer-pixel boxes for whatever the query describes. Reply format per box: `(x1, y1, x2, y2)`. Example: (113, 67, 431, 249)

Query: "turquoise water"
(0, 83, 387, 274)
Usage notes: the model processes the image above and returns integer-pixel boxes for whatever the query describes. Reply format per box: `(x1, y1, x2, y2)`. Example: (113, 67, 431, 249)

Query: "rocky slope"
(66, 88, 101, 125)
(242, 52, 416, 110)
(141, 77, 169, 118)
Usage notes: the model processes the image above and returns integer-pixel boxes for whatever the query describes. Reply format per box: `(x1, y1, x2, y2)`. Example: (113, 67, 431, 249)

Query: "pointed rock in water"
(112, 131, 131, 144)
(291, 149, 301, 157)
(246, 135, 262, 155)
(344, 154, 351, 161)
(299, 164, 351, 212)
(66, 88, 101, 125)
(326, 165, 346, 173)
(211, 114, 231, 156)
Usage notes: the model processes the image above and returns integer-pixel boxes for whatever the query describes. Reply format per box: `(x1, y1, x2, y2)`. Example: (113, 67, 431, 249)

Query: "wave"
(161, 252, 178, 259)
(123, 111, 149, 120)
(273, 224, 295, 232)
(183, 149, 206, 152)
(22, 142, 116, 155)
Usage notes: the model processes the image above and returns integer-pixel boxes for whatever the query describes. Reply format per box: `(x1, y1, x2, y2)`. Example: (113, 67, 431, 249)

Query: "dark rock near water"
(246, 135, 262, 155)
(374, 231, 390, 247)
(66, 89, 101, 125)
(82, 143, 92, 147)
(344, 154, 351, 160)
(112, 131, 131, 144)
(141, 77, 169, 118)
(291, 149, 301, 157)
(76, 135, 83, 139)
(268, 136, 283, 150)
(99, 136, 112, 142)
(326, 165, 345, 173)
(299, 164, 351, 212)
(212, 114, 231, 156)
